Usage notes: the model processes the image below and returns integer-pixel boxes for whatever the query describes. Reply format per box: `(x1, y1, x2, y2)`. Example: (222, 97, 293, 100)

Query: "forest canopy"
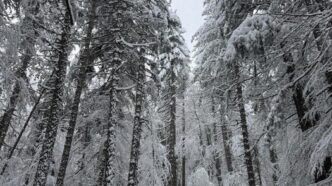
(0, 0, 332, 186)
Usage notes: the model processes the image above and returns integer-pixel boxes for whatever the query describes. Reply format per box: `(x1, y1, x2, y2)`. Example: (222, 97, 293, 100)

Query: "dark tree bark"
(127, 49, 145, 186)
(219, 105, 234, 173)
(32, 1, 73, 185)
(223, 3, 254, 182)
(266, 132, 278, 184)
(205, 126, 212, 146)
(205, 125, 213, 177)
(193, 100, 205, 157)
(252, 44, 264, 186)
(213, 124, 223, 186)
(96, 142, 108, 186)
(55, 1, 96, 185)
(181, 95, 186, 186)
(77, 119, 92, 186)
(211, 97, 222, 186)
(105, 73, 118, 185)
(167, 58, 177, 186)
(253, 146, 262, 186)
(97, 0, 133, 184)
(235, 63, 256, 186)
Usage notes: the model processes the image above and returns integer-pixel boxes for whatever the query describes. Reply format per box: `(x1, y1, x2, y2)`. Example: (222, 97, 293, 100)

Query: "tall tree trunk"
(181, 95, 186, 186)
(253, 146, 262, 186)
(167, 58, 177, 186)
(56, 1, 96, 185)
(235, 63, 256, 186)
(253, 47, 263, 186)
(219, 104, 233, 173)
(264, 109, 279, 185)
(96, 142, 107, 186)
(266, 128, 278, 184)
(105, 73, 118, 185)
(205, 125, 212, 177)
(211, 97, 222, 185)
(193, 100, 205, 157)
(213, 123, 223, 186)
(0, 83, 22, 150)
(127, 49, 145, 186)
(77, 119, 92, 186)
(224, 1, 256, 184)
(0, 0, 39, 150)
(32, 1, 73, 185)
(205, 126, 212, 147)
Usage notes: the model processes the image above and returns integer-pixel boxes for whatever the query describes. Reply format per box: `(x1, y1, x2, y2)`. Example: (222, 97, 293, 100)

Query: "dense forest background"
(0, 0, 332, 185)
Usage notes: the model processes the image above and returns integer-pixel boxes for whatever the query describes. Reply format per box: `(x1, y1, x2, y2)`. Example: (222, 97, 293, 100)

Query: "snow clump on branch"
(224, 14, 276, 62)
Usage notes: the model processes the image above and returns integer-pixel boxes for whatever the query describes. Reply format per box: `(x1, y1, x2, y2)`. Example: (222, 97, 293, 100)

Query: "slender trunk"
(56, 2, 95, 185)
(235, 63, 256, 186)
(193, 100, 205, 157)
(211, 97, 222, 185)
(95, 77, 119, 186)
(105, 74, 118, 185)
(213, 123, 223, 186)
(24, 74, 55, 185)
(253, 146, 262, 186)
(127, 49, 145, 186)
(266, 130, 278, 184)
(205, 126, 212, 146)
(265, 112, 279, 185)
(1, 88, 45, 175)
(0, 1, 39, 150)
(56, 3, 96, 186)
(219, 105, 233, 172)
(96, 142, 107, 186)
(205, 125, 212, 181)
(167, 58, 177, 186)
(253, 48, 263, 186)
(181, 94, 186, 186)
(78, 120, 92, 186)
(224, 2, 254, 183)
(33, 1, 73, 185)
(0, 83, 21, 150)
(198, 125, 205, 157)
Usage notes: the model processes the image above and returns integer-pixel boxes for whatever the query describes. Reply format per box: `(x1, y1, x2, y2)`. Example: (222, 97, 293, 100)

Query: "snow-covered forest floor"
(0, 0, 332, 186)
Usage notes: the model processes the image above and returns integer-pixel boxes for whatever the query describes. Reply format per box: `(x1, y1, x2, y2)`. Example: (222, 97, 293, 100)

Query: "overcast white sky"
(171, 0, 204, 51)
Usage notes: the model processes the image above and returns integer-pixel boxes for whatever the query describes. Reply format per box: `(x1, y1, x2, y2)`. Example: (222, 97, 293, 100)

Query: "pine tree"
(211, 96, 223, 185)
(33, 0, 74, 185)
(223, 1, 257, 185)
(127, 48, 146, 186)
(157, 8, 190, 185)
(99, 0, 137, 184)
(193, 0, 236, 177)
(56, 1, 97, 185)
